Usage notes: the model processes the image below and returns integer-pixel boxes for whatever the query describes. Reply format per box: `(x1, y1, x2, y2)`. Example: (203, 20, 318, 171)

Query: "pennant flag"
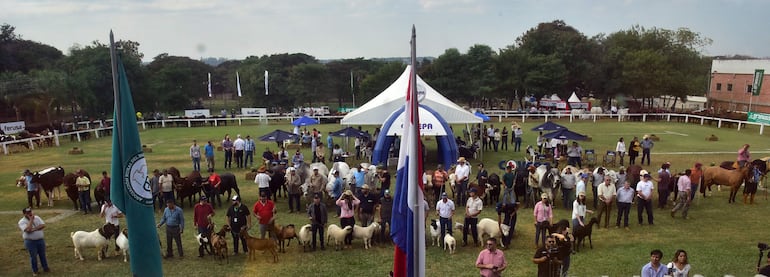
(109, 31, 163, 277)
(236, 71, 242, 97)
(264, 70, 269, 95)
(391, 26, 425, 277)
(207, 72, 212, 97)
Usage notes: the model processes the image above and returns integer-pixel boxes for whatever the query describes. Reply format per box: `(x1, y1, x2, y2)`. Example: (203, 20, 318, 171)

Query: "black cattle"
(218, 173, 240, 200)
(62, 171, 91, 211)
(269, 165, 286, 201)
(31, 167, 65, 207)
(170, 168, 202, 208)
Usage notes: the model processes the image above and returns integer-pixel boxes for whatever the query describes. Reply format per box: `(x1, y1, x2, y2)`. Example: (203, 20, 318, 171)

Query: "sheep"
(269, 220, 297, 253)
(443, 233, 456, 254)
(240, 227, 278, 262)
(71, 223, 118, 261)
(352, 222, 380, 249)
(297, 224, 313, 252)
(573, 217, 599, 252)
(429, 219, 441, 247)
(116, 229, 129, 262)
(326, 224, 353, 251)
(476, 218, 511, 248)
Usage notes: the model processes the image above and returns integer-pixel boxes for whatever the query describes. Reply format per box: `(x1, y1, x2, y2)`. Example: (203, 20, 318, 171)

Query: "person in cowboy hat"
(455, 157, 471, 207)
(254, 166, 271, 199)
(336, 190, 360, 247)
(636, 173, 655, 225)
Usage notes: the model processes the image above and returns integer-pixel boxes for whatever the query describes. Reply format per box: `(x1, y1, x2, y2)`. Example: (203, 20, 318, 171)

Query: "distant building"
(708, 59, 770, 113)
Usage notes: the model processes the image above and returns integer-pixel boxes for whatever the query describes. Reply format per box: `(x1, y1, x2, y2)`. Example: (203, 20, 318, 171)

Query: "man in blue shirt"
(641, 249, 667, 277)
(157, 199, 185, 259)
(23, 170, 40, 208)
(204, 141, 215, 172)
(244, 135, 256, 168)
(327, 132, 334, 159)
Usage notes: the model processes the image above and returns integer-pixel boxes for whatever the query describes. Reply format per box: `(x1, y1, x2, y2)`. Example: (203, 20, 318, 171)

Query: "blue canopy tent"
(542, 129, 588, 141)
(292, 116, 319, 126)
(329, 127, 370, 138)
(474, 111, 490, 122)
(531, 121, 567, 131)
(259, 129, 297, 142)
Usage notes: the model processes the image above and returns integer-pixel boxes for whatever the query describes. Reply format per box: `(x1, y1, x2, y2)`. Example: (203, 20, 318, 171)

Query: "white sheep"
(352, 222, 380, 249)
(326, 224, 353, 251)
(71, 223, 118, 261)
(476, 218, 511, 248)
(443, 233, 456, 254)
(297, 224, 313, 252)
(116, 229, 129, 262)
(429, 219, 441, 247)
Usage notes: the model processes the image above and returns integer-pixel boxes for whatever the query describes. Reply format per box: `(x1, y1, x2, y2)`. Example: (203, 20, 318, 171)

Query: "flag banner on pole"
(391, 26, 425, 277)
(753, 69, 764, 96)
(236, 71, 242, 97)
(264, 70, 269, 95)
(208, 72, 212, 97)
(109, 31, 163, 277)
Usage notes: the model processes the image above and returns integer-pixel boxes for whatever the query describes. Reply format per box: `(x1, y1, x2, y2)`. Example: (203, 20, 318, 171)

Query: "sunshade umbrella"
(259, 130, 297, 142)
(292, 116, 319, 126)
(329, 127, 370, 138)
(474, 111, 490, 122)
(530, 121, 567, 131)
(542, 129, 588, 141)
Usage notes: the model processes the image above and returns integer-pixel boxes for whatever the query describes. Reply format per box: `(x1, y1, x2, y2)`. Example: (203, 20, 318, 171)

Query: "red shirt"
(100, 177, 111, 192)
(208, 173, 221, 188)
(193, 202, 214, 227)
(253, 200, 275, 224)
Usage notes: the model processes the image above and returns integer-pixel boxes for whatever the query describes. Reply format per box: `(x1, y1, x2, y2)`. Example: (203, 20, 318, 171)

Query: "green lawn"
(1, 118, 769, 276)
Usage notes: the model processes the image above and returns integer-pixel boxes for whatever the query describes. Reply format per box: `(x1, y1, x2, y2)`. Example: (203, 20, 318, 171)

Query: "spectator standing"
(536, 132, 545, 153)
(193, 196, 214, 257)
(616, 137, 626, 166)
(159, 169, 175, 203)
(204, 141, 215, 172)
(591, 168, 605, 209)
(19, 207, 49, 276)
(656, 163, 672, 209)
(596, 177, 616, 228)
(637, 173, 655, 225)
(327, 132, 334, 158)
(252, 192, 276, 239)
(513, 127, 523, 152)
(357, 185, 378, 226)
(307, 193, 327, 251)
(226, 195, 250, 255)
(99, 171, 111, 205)
(24, 170, 40, 208)
(463, 188, 483, 247)
(254, 166, 271, 199)
(560, 168, 576, 209)
(308, 167, 327, 204)
(629, 136, 641, 165)
(244, 135, 255, 168)
(476, 238, 507, 277)
(233, 134, 245, 169)
(616, 181, 634, 229)
(455, 157, 471, 207)
(76, 170, 92, 214)
(150, 169, 162, 210)
(157, 199, 184, 258)
(378, 190, 394, 242)
(285, 168, 302, 213)
(337, 190, 360, 247)
(492, 129, 501, 152)
(222, 135, 233, 169)
(354, 137, 362, 160)
(641, 249, 666, 277)
(477, 163, 489, 201)
(640, 136, 654, 166)
(671, 169, 692, 219)
(501, 127, 508, 151)
(533, 193, 553, 247)
(190, 140, 201, 172)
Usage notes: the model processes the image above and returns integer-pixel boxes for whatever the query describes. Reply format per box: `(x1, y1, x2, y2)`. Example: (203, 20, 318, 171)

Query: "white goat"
(352, 222, 380, 249)
(326, 224, 353, 251)
(297, 224, 313, 252)
(476, 218, 511, 248)
(71, 223, 118, 261)
(116, 229, 129, 262)
(443, 233, 456, 254)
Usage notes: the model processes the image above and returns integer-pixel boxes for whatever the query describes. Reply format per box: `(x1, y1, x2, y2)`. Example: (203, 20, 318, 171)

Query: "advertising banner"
(184, 109, 210, 118)
(0, 121, 25, 134)
(748, 112, 770, 125)
(241, 108, 267, 117)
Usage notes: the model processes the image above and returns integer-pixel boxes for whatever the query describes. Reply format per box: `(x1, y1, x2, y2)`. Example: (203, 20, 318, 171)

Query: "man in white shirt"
(636, 173, 655, 225)
(463, 188, 483, 247)
(100, 199, 124, 253)
(254, 166, 271, 199)
(596, 177, 616, 228)
(435, 192, 455, 241)
(454, 157, 471, 207)
(233, 134, 245, 169)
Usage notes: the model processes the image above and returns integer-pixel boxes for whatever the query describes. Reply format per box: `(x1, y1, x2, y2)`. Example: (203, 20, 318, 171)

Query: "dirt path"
(0, 209, 78, 223)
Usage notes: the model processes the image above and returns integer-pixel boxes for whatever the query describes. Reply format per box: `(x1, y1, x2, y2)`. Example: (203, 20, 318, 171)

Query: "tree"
(421, 48, 471, 103)
(145, 55, 212, 112)
(288, 63, 329, 107)
(358, 62, 405, 103)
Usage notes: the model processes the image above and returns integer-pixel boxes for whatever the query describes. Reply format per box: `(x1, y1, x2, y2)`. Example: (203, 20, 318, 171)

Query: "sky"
(2, 0, 769, 62)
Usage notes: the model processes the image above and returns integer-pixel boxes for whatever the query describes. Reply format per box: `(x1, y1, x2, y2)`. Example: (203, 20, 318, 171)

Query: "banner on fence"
(748, 112, 770, 125)
(568, 102, 591, 110)
(241, 108, 267, 117)
(0, 121, 25, 134)
(184, 109, 211, 118)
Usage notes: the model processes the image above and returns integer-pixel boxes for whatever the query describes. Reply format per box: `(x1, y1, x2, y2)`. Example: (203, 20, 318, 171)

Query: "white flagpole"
(207, 72, 212, 98)
(264, 70, 269, 95)
(236, 71, 242, 97)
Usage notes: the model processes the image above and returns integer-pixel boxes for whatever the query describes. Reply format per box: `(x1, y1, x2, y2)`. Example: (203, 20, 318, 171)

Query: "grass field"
(1, 118, 769, 276)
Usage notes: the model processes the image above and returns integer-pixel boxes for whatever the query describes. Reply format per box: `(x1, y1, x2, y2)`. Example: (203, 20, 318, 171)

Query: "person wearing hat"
(655, 163, 673, 209)
(463, 187, 483, 247)
(496, 199, 518, 248)
(566, 141, 583, 168)
(455, 157, 471, 207)
(291, 149, 304, 169)
(533, 192, 553, 247)
(157, 199, 185, 258)
(378, 190, 394, 242)
(100, 199, 124, 254)
(285, 167, 302, 213)
(336, 190, 360, 247)
(576, 172, 589, 201)
(671, 169, 693, 219)
(596, 176, 617, 229)
(526, 165, 539, 208)
(357, 185, 378, 227)
(23, 169, 41, 209)
(307, 192, 327, 251)
(629, 136, 641, 165)
(572, 191, 593, 230)
(641, 136, 654, 166)
(378, 165, 392, 198)
(226, 195, 251, 255)
(254, 166, 271, 199)
(19, 207, 49, 275)
(308, 167, 328, 205)
(253, 192, 276, 239)
(193, 195, 214, 257)
(636, 173, 655, 225)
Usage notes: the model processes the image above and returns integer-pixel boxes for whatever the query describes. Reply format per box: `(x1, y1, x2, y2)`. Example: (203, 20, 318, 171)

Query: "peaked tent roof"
(341, 65, 482, 125)
(568, 92, 581, 103)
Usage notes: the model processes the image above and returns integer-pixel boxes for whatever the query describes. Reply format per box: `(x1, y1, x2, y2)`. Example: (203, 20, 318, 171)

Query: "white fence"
(2, 112, 766, 155)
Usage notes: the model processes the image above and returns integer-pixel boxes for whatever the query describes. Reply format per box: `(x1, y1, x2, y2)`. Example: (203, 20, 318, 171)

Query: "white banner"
(0, 121, 25, 134)
(382, 107, 447, 136)
(241, 108, 267, 117)
(184, 109, 211, 118)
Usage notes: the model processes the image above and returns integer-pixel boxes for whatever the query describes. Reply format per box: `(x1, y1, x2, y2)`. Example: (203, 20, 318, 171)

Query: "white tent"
(550, 94, 562, 101)
(568, 92, 580, 103)
(341, 65, 482, 125)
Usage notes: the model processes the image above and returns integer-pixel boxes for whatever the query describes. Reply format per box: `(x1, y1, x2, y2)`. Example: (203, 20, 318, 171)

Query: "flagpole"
(408, 25, 425, 277)
(109, 31, 122, 153)
(351, 70, 356, 107)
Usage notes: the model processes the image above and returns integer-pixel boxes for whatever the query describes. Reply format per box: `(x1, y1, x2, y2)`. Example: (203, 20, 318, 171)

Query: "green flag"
(110, 32, 163, 277)
(752, 69, 764, 96)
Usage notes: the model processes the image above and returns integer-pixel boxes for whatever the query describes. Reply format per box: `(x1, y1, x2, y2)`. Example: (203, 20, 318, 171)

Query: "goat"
(116, 229, 129, 262)
(326, 224, 353, 251)
(297, 224, 313, 252)
(546, 219, 571, 235)
(269, 219, 297, 253)
(573, 217, 598, 252)
(240, 227, 278, 262)
(211, 224, 230, 263)
(476, 218, 510, 248)
(71, 223, 118, 261)
(443, 233, 456, 254)
(429, 219, 440, 247)
(352, 222, 380, 249)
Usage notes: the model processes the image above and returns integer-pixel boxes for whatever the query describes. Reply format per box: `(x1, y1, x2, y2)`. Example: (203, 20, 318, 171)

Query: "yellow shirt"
(597, 183, 616, 201)
(76, 176, 91, 192)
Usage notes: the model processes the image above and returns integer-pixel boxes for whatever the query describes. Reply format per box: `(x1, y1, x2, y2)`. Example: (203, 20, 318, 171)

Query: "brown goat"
(269, 219, 297, 253)
(211, 224, 231, 263)
(241, 227, 278, 262)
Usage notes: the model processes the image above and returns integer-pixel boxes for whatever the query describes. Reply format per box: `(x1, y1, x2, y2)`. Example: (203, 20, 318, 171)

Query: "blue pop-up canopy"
(291, 116, 319, 126)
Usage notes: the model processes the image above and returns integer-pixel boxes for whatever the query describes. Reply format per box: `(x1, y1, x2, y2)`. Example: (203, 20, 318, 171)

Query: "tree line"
(1, 20, 716, 124)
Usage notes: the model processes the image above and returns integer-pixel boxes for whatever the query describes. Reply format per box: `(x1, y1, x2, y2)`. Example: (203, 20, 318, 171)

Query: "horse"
(626, 165, 643, 189)
(702, 163, 753, 203)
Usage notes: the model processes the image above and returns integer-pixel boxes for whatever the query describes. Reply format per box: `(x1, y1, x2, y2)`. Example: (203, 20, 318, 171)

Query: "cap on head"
(643, 173, 652, 178)
(441, 192, 448, 198)
(344, 190, 353, 196)
(313, 192, 321, 199)
(469, 188, 478, 193)
(457, 157, 466, 163)
(200, 195, 207, 201)
(385, 190, 391, 195)
(362, 184, 370, 190)
(578, 191, 586, 197)
(23, 207, 32, 214)
(541, 193, 548, 199)
(232, 195, 240, 201)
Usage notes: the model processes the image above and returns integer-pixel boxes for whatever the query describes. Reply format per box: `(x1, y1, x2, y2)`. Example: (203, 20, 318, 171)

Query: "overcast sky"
(2, 0, 768, 62)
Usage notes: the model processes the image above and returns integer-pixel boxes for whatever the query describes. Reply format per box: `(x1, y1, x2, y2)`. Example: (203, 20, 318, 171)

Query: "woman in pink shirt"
(737, 144, 751, 168)
(336, 190, 360, 248)
(533, 193, 553, 247)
